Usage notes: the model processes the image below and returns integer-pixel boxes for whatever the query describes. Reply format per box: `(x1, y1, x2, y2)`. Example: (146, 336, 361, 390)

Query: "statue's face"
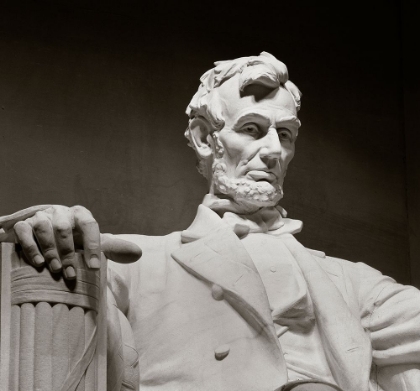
(211, 76, 300, 209)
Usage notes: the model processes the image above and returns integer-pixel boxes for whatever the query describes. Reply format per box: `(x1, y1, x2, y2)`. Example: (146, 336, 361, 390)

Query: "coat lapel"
(280, 234, 372, 391)
(171, 225, 284, 364)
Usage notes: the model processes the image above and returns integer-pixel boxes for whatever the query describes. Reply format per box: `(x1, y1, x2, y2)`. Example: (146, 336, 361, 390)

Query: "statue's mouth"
(246, 170, 277, 183)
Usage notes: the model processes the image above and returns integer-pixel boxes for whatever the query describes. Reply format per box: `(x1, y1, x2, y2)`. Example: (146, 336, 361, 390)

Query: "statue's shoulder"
(305, 247, 390, 296)
(304, 246, 381, 276)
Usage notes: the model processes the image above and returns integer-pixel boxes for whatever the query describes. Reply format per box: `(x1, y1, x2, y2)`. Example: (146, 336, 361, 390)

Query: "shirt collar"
(181, 195, 303, 244)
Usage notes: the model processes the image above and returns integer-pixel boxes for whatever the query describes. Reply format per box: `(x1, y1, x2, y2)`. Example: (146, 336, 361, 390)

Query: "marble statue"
(1, 52, 420, 391)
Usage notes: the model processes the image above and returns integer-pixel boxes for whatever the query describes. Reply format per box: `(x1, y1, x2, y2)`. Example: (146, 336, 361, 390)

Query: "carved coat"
(106, 205, 420, 391)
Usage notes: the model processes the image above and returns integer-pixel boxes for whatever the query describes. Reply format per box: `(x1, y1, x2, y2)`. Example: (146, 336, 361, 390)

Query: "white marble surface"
(1, 52, 420, 391)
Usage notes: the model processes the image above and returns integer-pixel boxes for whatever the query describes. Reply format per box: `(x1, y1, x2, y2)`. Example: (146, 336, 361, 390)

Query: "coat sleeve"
(348, 261, 420, 389)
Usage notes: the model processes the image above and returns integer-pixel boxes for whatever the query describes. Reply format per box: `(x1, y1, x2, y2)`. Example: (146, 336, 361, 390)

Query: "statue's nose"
(260, 128, 282, 166)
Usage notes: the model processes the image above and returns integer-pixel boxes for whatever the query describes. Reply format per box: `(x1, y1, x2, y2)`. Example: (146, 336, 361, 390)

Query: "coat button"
(214, 344, 230, 361)
(211, 284, 224, 301)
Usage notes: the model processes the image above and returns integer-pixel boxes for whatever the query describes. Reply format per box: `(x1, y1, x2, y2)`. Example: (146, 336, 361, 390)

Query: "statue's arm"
(351, 262, 420, 389)
(0, 205, 142, 391)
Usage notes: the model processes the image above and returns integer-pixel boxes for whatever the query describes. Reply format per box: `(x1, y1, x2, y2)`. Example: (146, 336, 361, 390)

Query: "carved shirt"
(241, 233, 336, 384)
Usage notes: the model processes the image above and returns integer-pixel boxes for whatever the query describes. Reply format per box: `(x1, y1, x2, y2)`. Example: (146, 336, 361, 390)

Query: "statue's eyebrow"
(275, 116, 301, 129)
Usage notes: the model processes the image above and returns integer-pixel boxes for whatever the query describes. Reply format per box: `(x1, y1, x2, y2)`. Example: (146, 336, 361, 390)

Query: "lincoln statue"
(1, 52, 419, 391)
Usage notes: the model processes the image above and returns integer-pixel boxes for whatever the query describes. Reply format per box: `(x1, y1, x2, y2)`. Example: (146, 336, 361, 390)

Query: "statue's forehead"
(216, 75, 297, 125)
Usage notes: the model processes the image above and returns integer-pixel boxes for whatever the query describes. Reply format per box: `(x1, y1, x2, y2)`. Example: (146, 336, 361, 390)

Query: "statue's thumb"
(100, 234, 142, 264)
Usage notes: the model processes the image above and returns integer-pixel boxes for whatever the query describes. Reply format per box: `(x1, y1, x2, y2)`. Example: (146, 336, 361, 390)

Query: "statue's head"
(185, 52, 302, 212)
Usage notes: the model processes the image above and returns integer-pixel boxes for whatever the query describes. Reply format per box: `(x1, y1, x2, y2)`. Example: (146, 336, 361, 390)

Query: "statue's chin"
(212, 169, 283, 211)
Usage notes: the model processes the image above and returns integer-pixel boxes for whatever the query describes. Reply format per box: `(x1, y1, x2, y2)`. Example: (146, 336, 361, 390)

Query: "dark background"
(1, 0, 419, 286)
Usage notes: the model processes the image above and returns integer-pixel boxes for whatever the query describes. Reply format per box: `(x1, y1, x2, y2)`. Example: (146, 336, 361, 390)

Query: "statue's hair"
(186, 51, 301, 131)
(185, 52, 302, 178)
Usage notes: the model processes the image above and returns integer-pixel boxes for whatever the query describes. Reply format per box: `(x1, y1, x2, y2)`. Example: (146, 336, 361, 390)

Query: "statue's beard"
(212, 158, 284, 209)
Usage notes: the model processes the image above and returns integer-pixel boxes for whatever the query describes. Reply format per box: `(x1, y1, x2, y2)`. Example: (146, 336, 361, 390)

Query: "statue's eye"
(277, 128, 292, 141)
(241, 123, 260, 137)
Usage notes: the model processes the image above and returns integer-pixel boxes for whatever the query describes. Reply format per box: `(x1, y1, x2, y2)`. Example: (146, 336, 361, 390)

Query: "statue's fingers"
(101, 234, 142, 264)
(72, 205, 101, 269)
(53, 210, 77, 278)
(13, 221, 44, 267)
(0, 205, 53, 231)
(29, 212, 63, 275)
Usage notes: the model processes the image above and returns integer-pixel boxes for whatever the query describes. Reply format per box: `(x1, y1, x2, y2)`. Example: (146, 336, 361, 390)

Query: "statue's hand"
(0, 205, 142, 279)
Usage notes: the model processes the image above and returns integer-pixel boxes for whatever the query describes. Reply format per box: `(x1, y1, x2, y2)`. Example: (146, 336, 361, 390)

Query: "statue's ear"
(188, 117, 213, 159)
